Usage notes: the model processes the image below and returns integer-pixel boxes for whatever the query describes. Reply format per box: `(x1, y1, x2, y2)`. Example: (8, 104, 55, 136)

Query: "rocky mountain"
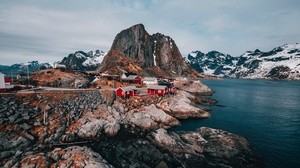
(186, 43, 300, 80)
(0, 61, 52, 78)
(187, 50, 238, 77)
(98, 24, 201, 77)
(60, 50, 105, 71)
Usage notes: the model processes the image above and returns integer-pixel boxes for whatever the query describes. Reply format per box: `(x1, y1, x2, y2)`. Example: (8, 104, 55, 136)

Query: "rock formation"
(98, 24, 201, 77)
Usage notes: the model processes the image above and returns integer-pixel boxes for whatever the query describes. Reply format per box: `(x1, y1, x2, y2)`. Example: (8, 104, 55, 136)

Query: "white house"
(53, 63, 66, 69)
(0, 72, 6, 92)
(142, 77, 158, 85)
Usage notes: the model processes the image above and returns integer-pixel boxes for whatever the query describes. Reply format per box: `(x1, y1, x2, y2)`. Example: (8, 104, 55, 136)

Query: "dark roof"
(124, 72, 137, 77)
(158, 79, 172, 87)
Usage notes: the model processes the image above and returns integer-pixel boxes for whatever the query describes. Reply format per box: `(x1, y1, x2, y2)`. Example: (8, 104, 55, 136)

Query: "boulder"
(126, 104, 180, 130)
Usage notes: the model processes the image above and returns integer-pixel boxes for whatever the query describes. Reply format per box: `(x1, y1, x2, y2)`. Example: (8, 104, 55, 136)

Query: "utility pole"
(27, 64, 29, 86)
(10, 69, 13, 83)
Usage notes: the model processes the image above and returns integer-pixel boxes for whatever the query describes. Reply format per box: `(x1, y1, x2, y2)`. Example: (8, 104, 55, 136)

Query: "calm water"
(173, 79, 300, 168)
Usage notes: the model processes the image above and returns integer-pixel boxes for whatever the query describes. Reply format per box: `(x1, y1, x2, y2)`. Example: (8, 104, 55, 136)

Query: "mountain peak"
(100, 24, 200, 77)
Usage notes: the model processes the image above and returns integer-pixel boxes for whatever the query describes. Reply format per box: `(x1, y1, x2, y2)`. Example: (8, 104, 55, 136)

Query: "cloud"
(0, 0, 300, 65)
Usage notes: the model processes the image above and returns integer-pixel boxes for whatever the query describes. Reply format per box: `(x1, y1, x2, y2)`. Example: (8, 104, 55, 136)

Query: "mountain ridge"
(186, 43, 300, 80)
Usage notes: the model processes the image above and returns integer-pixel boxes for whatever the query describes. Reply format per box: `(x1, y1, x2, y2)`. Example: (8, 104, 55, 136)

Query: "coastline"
(0, 80, 264, 167)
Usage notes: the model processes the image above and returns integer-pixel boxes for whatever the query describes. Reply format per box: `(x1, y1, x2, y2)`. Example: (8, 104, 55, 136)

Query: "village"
(0, 67, 180, 100)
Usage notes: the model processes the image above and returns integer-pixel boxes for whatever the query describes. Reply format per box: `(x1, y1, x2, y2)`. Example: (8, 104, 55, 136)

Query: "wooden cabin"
(147, 85, 168, 96)
(115, 86, 138, 98)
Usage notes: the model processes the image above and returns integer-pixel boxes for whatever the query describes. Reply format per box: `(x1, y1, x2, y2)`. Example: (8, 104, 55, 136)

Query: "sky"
(0, 0, 300, 65)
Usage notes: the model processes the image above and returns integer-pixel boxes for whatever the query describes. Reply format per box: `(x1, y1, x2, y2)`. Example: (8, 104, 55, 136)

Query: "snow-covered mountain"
(230, 44, 300, 80)
(186, 50, 237, 77)
(186, 43, 300, 80)
(60, 50, 105, 71)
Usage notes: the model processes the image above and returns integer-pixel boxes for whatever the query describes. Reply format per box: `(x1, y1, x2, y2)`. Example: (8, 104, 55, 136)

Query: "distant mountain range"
(1, 23, 299, 80)
(187, 43, 300, 80)
(0, 50, 105, 77)
(0, 61, 52, 78)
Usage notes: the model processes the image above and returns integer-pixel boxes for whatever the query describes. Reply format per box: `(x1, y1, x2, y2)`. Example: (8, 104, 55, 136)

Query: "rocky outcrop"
(157, 90, 211, 119)
(87, 127, 263, 168)
(174, 79, 213, 95)
(147, 127, 264, 168)
(98, 24, 201, 77)
(126, 104, 180, 130)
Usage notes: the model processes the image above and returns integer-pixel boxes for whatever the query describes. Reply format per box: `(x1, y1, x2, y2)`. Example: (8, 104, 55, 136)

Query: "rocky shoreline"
(0, 80, 264, 167)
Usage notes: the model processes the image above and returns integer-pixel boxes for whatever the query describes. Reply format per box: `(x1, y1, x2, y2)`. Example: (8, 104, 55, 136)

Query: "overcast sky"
(0, 0, 299, 65)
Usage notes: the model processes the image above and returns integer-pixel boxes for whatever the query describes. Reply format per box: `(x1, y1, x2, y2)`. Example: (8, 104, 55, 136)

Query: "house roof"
(124, 72, 137, 77)
(147, 85, 167, 90)
(123, 75, 138, 80)
(158, 79, 172, 87)
(116, 86, 137, 92)
(142, 77, 157, 81)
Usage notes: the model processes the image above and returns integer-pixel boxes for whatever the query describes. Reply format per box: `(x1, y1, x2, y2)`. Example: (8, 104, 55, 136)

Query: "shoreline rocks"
(0, 80, 264, 167)
(157, 90, 211, 119)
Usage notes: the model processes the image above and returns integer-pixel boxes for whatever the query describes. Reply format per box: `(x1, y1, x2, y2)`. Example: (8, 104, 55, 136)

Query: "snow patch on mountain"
(82, 50, 106, 67)
(60, 50, 105, 71)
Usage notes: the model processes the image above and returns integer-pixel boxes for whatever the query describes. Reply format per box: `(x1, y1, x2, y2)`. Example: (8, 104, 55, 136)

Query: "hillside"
(31, 69, 89, 88)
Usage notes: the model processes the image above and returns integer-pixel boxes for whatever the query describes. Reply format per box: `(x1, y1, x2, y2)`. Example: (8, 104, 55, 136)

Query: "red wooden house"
(147, 85, 168, 96)
(115, 86, 138, 98)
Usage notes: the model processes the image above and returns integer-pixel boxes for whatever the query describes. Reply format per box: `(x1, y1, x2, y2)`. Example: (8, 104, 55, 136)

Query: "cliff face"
(110, 24, 154, 67)
(151, 33, 193, 77)
(98, 24, 200, 77)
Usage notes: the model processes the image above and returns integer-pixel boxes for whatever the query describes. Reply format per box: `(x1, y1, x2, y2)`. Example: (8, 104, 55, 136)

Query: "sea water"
(173, 79, 300, 168)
